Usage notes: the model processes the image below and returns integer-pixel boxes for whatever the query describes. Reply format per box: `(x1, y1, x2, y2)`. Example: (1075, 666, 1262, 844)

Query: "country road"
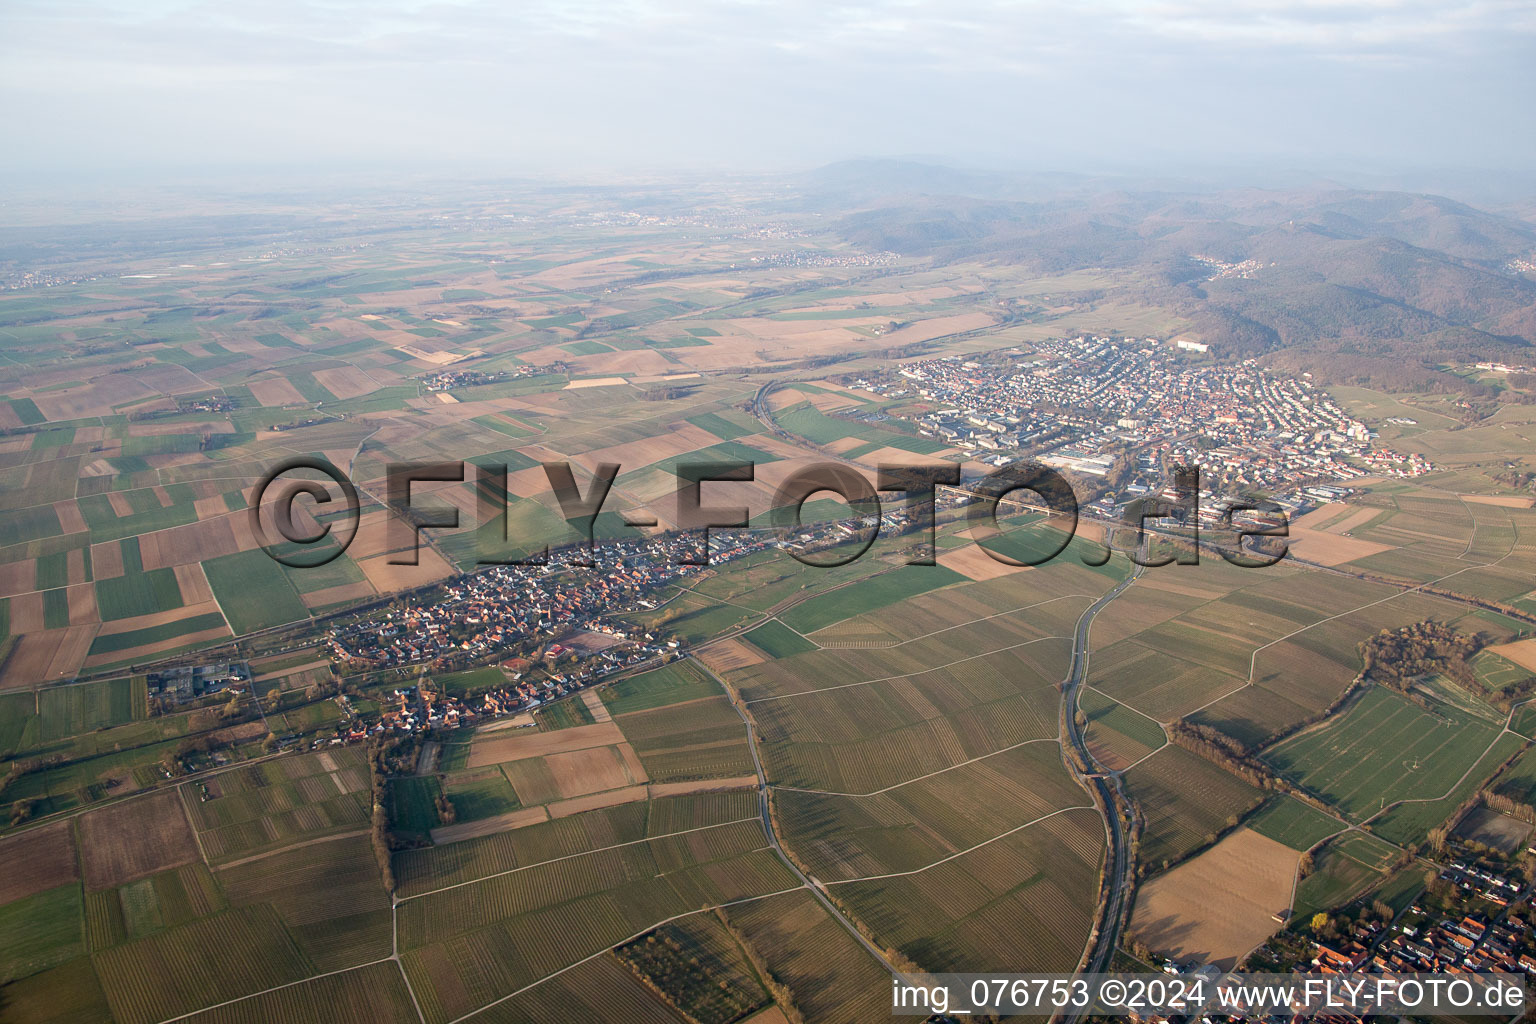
(696, 659, 897, 969)
(1060, 563, 1143, 1018)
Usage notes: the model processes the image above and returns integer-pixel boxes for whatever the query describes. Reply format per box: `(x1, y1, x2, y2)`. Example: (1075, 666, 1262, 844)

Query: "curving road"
(1060, 563, 1143, 1008)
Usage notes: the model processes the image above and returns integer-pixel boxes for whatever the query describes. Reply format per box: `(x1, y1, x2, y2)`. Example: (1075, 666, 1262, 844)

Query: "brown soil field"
(65, 582, 99, 625)
(34, 376, 156, 420)
(192, 495, 227, 519)
(1285, 527, 1395, 567)
(0, 560, 32, 598)
(81, 623, 230, 670)
(467, 720, 628, 767)
(252, 659, 331, 683)
(66, 547, 88, 586)
(545, 785, 649, 819)
(19, 624, 97, 682)
(1133, 576, 1234, 601)
(0, 634, 53, 688)
(209, 720, 269, 746)
(78, 789, 201, 890)
(129, 419, 232, 438)
(93, 601, 225, 639)
(1132, 827, 1300, 969)
(354, 547, 456, 594)
(1489, 638, 1536, 673)
(313, 366, 381, 400)
(341, 510, 406, 561)
(579, 690, 612, 723)
(91, 540, 125, 579)
(55, 500, 87, 534)
(172, 563, 214, 605)
(431, 806, 551, 844)
(741, 1008, 791, 1024)
(574, 421, 726, 471)
(106, 490, 136, 517)
(699, 638, 765, 673)
(881, 311, 997, 344)
(546, 745, 645, 798)
(8, 592, 44, 633)
(847, 446, 954, 468)
(1327, 506, 1384, 533)
(302, 581, 376, 608)
(0, 404, 22, 429)
(0, 820, 79, 904)
(1462, 494, 1536, 508)
(936, 542, 1035, 581)
(249, 377, 307, 406)
(562, 377, 627, 390)
(1288, 503, 1351, 531)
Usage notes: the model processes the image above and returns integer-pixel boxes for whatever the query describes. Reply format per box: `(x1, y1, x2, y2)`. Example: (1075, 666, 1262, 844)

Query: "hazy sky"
(2, 0, 1533, 181)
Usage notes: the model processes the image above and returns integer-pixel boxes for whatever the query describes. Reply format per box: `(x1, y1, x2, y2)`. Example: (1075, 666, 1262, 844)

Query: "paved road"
(1060, 564, 1143, 1013)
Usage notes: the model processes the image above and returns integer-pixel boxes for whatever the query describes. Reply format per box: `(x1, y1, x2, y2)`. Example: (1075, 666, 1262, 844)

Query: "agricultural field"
(8, 178, 1536, 1022)
(1131, 827, 1301, 969)
(182, 747, 372, 862)
(1244, 796, 1344, 852)
(1262, 685, 1503, 820)
(1123, 745, 1266, 870)
(1290, 832, 1403, 921)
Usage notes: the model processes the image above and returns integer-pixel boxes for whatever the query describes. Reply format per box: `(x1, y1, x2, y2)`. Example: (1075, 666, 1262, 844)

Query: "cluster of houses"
(417, 364, 562, 393)
(1280, 849, 1534, 993)
(850, 336, 1432, 509)
(746, 250, 898, 269)
(313, 498, 963, 740)
(326, 533, 744, 672)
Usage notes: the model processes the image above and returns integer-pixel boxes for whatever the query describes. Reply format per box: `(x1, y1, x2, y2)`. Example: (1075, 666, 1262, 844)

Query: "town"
(846, 335, 1432, 516)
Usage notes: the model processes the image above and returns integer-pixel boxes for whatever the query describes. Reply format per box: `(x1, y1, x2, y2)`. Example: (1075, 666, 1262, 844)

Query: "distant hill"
(806, 162, 1536, 367)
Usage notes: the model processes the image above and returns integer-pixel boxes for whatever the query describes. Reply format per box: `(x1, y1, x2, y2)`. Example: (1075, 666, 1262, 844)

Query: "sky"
(2, 0, 1533, 183)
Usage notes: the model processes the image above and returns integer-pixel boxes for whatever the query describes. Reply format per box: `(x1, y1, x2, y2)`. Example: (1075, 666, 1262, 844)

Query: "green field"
(742, 620, 817, 658)
(38, 677, 145, 740)
(0, 883, 85, 985)
(1244, 796, 1343, 851)
(87, 613, 229, 657)
(203, 549, 310, 633)
(444, 770, 521, 821)
(1292, 834, 1390, 920)
(601, 659, 723, 715)
(684, 410, 758, 441)
(1472, 649, 1530, 692)
(391, 776, 443, 833)
(93, 567, 184, 621)
(1263, 686, 1501, 818)
(778, 565, 964, 634)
